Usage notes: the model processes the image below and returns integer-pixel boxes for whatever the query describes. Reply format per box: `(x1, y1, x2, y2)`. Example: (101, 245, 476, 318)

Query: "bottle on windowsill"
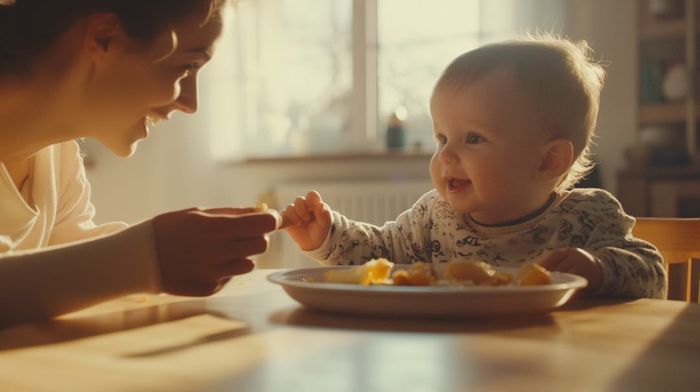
(386, 105, 407, 151)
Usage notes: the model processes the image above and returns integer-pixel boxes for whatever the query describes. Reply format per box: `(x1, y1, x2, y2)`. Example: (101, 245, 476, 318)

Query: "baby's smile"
(447, 176, 472, 193)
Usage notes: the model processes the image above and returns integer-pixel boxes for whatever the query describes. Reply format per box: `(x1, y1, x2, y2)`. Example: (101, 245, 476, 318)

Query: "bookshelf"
(618, 0, 700, 217)
(637, 0, 698, 156)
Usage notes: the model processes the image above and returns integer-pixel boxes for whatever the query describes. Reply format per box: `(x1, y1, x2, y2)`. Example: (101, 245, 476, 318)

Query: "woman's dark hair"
(0, 0, 226, 75)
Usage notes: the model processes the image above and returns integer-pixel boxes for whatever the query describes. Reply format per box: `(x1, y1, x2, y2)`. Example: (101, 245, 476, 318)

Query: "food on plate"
(323, 258, 393, 285)
(515, 263, 552, 286)
(321, 258, 552, 287)
(391, 262, 437, 286)
(442, 260, 513, 286)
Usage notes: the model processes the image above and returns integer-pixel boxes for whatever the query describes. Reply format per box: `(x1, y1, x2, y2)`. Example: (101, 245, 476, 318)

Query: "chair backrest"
(632, 217, 700, 302)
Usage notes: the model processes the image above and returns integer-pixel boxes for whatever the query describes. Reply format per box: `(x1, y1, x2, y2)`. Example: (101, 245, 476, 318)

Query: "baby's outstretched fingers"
(294, 196, 312, 222)
(305, 190, 323, 208)
(313, 201, 332, 229)
(282, 204, 303, 227)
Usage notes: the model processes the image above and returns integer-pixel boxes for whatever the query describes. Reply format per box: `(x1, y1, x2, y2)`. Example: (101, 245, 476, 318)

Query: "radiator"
(273, 179, 434, 267)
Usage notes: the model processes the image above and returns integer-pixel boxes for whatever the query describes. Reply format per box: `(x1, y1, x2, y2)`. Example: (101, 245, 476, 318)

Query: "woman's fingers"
(215, 237, 268, 260)
(199, 212, 277, 238)
(203, 207, 257, 215)
(218, 259, 255, 277)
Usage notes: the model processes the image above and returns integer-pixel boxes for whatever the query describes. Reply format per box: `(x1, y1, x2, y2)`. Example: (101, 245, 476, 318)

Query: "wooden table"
(0, 269, 698, 392)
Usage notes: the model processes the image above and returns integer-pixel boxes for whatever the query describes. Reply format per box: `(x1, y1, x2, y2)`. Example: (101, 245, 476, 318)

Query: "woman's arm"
(1, 207, 278, 327)
(0, 220, 160, 326)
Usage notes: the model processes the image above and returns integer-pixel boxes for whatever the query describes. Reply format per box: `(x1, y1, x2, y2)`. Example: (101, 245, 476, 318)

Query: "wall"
(565, 0, 637, 190)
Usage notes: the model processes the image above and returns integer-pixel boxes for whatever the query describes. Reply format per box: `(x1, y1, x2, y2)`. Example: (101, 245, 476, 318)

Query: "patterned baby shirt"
(304, 188, 667, 299)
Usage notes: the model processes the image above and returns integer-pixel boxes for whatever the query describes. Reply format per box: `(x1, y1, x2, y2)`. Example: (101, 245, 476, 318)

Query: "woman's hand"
(281, 191, 332, 251)
(539, 247, 603, 295)
(152, 207, 276, 296)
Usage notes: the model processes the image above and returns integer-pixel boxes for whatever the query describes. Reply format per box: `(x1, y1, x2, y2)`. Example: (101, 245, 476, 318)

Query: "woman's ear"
(82, 13, 127, 62)
(537, 139, 574, 181)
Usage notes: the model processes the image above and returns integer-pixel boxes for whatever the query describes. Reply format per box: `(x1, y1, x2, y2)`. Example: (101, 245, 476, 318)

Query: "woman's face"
(82, 8, 224, 157)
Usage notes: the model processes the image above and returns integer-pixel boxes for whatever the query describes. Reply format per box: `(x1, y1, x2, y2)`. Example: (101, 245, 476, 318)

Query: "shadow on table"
(607, 302, 700, 391)
(557, 297, 640, 312)
(268, 305, 557, 334)
(0, 299, 245, 352)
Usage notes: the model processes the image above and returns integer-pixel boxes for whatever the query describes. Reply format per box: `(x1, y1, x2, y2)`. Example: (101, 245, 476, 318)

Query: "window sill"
(238, 150, 432, 164)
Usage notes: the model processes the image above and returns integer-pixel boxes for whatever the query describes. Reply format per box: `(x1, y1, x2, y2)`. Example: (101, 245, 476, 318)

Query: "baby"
(281, 36, 666, 299)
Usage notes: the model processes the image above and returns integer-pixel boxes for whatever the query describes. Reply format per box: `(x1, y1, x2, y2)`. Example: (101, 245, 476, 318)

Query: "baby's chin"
(436, 191, 471, 214)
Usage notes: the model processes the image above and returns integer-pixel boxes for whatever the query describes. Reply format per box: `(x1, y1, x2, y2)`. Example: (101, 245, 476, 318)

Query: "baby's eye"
(435, 134, 447, 145)
(464, 133, 484, 144)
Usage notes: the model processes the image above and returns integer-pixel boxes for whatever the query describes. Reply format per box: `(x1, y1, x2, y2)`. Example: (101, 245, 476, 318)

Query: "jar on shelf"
(661, 63, 689, 102)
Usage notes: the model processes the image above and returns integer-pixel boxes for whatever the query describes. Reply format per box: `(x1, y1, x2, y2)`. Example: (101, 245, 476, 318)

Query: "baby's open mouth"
(447, 176, 471, 193)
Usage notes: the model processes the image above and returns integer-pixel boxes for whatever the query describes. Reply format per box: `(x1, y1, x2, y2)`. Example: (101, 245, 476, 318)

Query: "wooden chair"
(632, 218, 700, 302)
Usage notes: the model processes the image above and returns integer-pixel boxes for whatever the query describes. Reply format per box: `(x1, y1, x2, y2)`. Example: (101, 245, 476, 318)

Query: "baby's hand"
(281, 191, 332, 251)
(538, 247, 603, 295)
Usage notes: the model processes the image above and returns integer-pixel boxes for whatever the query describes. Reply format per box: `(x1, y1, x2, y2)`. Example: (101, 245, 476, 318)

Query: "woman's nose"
(173, 76, 198, 114)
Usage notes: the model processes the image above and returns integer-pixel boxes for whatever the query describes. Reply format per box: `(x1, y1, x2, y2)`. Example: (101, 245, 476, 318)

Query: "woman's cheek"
(151, 78, 183, 106)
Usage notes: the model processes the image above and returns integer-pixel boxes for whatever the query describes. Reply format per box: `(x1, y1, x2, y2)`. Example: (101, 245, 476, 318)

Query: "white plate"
(268, 266, 588, 317)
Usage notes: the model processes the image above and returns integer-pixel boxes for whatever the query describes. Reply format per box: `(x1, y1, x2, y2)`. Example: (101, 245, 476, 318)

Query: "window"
(206, 0, 566, 160)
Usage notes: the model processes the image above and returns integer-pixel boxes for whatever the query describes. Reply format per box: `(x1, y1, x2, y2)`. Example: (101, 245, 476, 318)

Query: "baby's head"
(429, 35, 606, 224)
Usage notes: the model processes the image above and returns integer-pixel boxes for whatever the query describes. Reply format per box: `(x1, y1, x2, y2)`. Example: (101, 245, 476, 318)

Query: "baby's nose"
(439, 147, 459, 164)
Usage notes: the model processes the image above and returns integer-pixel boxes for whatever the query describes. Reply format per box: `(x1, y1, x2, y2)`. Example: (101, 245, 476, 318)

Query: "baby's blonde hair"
(433, 34, 606, 190)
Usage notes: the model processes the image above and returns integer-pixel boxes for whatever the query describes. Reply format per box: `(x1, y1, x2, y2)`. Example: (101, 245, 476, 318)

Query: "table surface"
(0, 269, 698, 392)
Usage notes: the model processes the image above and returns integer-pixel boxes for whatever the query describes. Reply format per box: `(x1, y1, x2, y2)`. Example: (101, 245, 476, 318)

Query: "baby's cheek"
(429, 160, 442, 186)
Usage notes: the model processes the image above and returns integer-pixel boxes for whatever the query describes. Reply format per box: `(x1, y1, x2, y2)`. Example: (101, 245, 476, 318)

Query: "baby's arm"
(583, 215, 666, 299)
(282, 191, 435, 265)
(542, 192, 666, 299)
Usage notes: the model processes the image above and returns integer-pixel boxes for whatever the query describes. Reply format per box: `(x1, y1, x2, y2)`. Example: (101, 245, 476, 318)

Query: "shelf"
(640, 102, 687, 123)
(640, 19, 687, 39)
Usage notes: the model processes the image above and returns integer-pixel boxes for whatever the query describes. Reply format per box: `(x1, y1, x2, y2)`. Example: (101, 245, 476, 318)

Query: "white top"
(305, 188, 667, 299)
(0, 141, 160, 322)
(0, 141, 126, 252)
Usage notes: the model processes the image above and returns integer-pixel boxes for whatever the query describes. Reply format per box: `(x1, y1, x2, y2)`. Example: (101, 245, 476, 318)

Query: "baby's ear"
(536, 139, 574, 180)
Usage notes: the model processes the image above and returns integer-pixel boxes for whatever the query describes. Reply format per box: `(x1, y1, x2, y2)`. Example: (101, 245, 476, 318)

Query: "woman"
(0, 0, 275, 326)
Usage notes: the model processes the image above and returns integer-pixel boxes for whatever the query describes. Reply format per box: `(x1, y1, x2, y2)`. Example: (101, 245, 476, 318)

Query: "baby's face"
(429, 68, 552, 224)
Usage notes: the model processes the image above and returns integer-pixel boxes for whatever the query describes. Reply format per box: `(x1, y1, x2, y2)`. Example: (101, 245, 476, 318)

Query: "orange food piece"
(443, 260, 513, 286)
(391, 270, 411, 285)
(391, 262, 436, 286)
(517, 263, 551, 286)
(323, 258, 394, 285)
(491, 271, 513, 285)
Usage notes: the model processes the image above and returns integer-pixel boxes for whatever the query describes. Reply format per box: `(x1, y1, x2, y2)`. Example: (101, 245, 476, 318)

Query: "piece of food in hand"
(516, 263, 551, 286)
(443, 260, 511, 286)
(255, 202, 291, 230)
(391, 262, 437, 286)
(323, 258, 394, 285)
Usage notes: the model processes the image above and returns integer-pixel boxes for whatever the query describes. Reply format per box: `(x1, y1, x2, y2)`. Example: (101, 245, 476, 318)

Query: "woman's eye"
(464, 134, 484, 144)
(435, 134, 447, 145)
